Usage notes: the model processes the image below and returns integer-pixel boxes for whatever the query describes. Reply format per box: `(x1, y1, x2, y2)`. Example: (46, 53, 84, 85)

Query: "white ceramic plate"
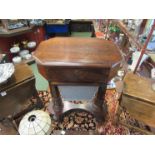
(0, 63, 15, 84)
(27, 41, 36, 49)
(24, 54, 32, 60)
(10, 46, 20, 53)
(19, 50, 29, 58)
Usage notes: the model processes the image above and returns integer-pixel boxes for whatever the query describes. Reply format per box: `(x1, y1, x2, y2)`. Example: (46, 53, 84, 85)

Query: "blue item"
(45, 24, 69, 33)
(45, 22, 70, 38)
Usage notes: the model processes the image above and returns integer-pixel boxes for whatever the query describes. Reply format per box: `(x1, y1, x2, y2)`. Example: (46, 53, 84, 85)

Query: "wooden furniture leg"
(92, 84, 108, 123)
(49, 82, 63, 120)
(32, 89, 44, 109)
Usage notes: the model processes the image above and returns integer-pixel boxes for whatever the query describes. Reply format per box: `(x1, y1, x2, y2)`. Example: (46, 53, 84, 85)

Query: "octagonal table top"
(33, 37, 122, 68)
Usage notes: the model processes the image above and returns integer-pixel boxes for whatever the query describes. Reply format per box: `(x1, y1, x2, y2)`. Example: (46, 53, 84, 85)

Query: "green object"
(109, 24, 120, 33)
(71, 32, 92, 37)
(29, 63, 49, 91)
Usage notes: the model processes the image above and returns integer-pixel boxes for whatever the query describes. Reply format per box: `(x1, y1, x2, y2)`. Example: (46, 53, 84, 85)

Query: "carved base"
(49, 84, 108, 123)
(47, 99, 107, 123)
(90, 100, 108, 123)
(52, 98, 64, 120)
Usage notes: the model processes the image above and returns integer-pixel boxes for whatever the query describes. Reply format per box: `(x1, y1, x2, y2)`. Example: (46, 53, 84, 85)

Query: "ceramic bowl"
(10, 46, 20, 53)
(12, 56, 22, 63)
(19, 50, 29, 58)
(27, 41, 36, 49)
(24, 54, 32, 60)
(0, 63, 15, 85)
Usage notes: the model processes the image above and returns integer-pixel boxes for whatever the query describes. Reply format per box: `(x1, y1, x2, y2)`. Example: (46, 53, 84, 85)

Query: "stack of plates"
(19, 50, 32, 60)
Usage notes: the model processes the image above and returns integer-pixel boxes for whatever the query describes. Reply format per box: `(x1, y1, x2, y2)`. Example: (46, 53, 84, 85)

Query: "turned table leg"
(33, 89, 44, 109)
(92, 84, 108, 123)
(49, 82, 63, 120)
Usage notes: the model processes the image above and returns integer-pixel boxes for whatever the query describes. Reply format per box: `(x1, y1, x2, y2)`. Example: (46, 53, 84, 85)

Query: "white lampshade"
(18, 110, 52, 135)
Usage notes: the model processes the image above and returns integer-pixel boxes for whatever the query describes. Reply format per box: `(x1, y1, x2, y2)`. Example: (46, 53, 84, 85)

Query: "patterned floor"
(31, 89, 153, 135)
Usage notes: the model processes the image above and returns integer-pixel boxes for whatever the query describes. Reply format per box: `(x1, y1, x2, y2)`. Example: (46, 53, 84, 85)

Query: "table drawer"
(122, 95, 155, 127)
(38, 65, 110, 84)
(47, 68, 109, 84)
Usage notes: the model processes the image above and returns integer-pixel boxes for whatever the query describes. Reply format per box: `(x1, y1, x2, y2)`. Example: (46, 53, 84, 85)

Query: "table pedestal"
(48, 83, 107, 123)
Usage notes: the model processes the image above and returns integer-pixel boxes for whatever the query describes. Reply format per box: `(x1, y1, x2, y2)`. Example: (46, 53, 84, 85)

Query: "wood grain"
(123, 72, 155, 104)
(0, 63, 43, 118)
(33, 37, 122, 68)
(116, 72, 155, 132)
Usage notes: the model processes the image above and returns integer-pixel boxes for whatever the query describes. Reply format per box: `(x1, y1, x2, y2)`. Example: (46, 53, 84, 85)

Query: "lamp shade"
(18, 110, 52, 135)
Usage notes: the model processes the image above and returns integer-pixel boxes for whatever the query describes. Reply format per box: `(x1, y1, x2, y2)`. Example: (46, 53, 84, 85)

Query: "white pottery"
(12, 56, 22, 64)
(19, 50, 29, 58)
(27, 41, 36, 49)
(10, 46, 20, 53)
(24, 54, 32, 60)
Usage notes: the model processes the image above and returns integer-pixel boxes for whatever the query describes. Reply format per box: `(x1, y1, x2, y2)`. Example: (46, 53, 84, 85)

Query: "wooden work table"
(33, 37, 122, 123)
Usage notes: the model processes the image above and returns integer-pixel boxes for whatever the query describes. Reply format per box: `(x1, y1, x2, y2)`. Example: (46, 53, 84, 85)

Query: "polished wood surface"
(122, 95, 155, 128)
(33, 37, 121, 68)
(0, 119, 18, 135)
(116, 72, 155, 132)
(34, 37, 122, 84)
(38, 67, 110, 85)
(123, 72, 155, 104)
(0, 63, 34, 91)
(0, 63, 43, 119)
(34, 37, 122, 123)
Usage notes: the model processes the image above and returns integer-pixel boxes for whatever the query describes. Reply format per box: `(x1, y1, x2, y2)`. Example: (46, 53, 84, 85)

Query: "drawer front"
(122, 95, 155, 127)
(0, 79, 36, 117)
(41, 66, 110, 84)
